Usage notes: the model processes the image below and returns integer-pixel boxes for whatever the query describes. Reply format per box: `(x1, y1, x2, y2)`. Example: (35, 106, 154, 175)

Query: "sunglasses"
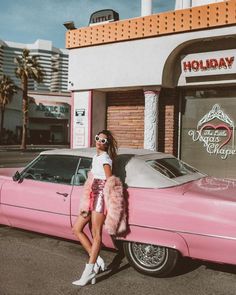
(95, 135, 108, 144)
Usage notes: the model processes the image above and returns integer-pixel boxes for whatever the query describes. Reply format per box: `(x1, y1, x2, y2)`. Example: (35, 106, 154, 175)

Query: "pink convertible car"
(0, 148, 236, 277)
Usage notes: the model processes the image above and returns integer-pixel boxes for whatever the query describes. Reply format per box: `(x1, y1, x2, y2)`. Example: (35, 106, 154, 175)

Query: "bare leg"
(73, 214, 92, 255)
(89, 211, 106, 264)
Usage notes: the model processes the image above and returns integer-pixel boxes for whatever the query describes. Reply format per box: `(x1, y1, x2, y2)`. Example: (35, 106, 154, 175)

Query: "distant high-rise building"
(0, 39, 68, 92)
(0, 39, 70, 145)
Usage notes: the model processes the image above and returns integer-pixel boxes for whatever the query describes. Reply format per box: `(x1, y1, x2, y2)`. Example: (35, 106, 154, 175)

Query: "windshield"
(146, 158, 199, 179)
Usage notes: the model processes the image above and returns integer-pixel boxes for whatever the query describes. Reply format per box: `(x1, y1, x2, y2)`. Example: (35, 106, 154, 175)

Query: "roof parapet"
(66, 0, 236, 49)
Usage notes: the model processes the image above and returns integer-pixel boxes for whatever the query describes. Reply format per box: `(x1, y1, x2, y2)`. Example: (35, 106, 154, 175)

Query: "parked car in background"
(0, 148, 236, 277)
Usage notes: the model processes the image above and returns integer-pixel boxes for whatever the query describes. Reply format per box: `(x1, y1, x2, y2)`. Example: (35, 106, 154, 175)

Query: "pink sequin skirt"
(89, 178, 106, 215)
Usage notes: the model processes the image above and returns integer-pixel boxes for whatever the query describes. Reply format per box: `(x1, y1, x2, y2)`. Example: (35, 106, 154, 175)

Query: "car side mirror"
(12, 171, 21, 182)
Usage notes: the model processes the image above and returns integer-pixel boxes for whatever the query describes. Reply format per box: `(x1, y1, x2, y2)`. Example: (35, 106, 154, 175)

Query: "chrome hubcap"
(130, 243, 168, 269)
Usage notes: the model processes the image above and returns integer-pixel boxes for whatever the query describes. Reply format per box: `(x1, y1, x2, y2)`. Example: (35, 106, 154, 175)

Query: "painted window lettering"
(188, 104, 236, 160)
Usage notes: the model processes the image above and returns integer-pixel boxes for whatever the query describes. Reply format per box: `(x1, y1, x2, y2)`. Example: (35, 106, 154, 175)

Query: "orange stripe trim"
(66, 0, 236, 49)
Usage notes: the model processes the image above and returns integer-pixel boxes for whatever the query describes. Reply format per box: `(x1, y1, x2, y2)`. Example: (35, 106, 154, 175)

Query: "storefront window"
(185, 88, 236, 99)
(181, 87, 236, 178)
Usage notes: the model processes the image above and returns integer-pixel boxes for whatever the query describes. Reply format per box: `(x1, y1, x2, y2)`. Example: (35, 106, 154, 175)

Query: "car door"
(70, 157, 93, 241)
(70, 157, 116, 248)
(1, 154, 80, 238)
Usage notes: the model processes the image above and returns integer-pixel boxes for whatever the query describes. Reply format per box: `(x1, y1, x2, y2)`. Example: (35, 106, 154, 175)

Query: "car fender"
(0, 178, 11, 225)
(0, 178, 5, 204)
(117, 224, 190, 257)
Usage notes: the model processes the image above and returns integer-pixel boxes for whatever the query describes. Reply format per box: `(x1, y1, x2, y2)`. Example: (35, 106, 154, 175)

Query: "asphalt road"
(1, 226, 236, 295)
(0, 150, 48, 168)
(0, 146, 70, 168)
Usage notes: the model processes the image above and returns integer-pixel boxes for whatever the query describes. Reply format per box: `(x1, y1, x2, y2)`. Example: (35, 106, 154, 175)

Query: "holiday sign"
(183, 57, 234, 72)
(181, 49, 236, 77)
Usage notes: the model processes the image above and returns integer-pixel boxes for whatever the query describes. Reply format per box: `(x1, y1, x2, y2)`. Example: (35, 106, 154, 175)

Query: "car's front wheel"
(123, 241, 179, 277)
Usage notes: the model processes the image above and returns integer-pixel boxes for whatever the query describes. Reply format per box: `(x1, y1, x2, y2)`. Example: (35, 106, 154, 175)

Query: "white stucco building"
(66, 0, 236, 178)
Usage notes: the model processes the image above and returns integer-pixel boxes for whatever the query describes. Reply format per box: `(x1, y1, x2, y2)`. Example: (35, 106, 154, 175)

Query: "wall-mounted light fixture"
(63, 21, 76, 30)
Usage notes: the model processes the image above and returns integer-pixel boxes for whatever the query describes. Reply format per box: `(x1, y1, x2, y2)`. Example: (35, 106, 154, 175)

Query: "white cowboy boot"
(94, 256, 106, 274)
(72, 263, 96, 286)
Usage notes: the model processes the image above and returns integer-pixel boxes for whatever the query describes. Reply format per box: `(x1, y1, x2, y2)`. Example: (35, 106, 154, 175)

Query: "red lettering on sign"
(199, 60, 207, 70)
(218, 58, 227, 69)
(183, 61, 192, 71)
(183, 56, 235, 72)
(192, 60, 199, 71)
(225, 56, 234, 68)
(210, 59, 218, 69)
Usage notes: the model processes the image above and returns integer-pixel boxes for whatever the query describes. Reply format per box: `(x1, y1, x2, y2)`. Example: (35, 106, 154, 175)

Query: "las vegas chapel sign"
(188, 104, 235, 160)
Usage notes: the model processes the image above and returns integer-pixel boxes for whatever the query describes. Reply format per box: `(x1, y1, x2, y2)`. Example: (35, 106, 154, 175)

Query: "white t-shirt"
(91, 152, 112, 180)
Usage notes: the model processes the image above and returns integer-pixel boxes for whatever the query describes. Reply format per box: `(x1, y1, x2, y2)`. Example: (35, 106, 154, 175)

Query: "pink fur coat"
(79, 172, 127, 235)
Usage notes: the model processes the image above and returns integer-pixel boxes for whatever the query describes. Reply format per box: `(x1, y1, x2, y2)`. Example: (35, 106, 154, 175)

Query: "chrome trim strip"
(1, 203, 69, 217)
(128, 223, 236, 241)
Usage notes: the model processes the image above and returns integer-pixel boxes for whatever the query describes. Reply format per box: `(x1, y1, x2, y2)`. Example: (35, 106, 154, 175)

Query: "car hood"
(182, 176, 236, 202)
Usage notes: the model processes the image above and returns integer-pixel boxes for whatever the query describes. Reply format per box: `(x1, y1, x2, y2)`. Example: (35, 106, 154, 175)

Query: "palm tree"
(0, 75, 17, 143)
(15, 48, 44, 149)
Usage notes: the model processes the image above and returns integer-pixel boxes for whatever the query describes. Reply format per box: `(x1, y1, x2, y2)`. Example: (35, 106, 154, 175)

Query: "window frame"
(146, 157, 199, 179)
(72, 156, 92, 186)
(21, 154, 81, 186)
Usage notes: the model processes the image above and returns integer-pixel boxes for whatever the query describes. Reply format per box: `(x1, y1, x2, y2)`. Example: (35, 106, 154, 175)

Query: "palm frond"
(0, 75, 17, 108)
(15, 48, 45, 84)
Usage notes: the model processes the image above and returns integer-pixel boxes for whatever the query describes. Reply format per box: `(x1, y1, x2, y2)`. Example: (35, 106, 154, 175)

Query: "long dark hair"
(97, 129, 118, 161)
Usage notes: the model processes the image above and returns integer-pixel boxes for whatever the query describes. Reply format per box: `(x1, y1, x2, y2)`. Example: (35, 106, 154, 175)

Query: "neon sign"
(188, 104, 236, 160)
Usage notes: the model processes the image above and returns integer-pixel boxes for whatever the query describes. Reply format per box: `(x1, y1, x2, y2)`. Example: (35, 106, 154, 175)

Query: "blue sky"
(0, 0, 175, 48)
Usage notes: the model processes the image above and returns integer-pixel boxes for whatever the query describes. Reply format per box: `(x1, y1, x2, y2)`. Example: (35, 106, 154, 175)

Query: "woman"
(72, 130, 126, 286)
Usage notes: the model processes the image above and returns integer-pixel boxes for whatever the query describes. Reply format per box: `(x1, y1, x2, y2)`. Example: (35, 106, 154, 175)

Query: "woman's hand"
(103, 164, 112, 179)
